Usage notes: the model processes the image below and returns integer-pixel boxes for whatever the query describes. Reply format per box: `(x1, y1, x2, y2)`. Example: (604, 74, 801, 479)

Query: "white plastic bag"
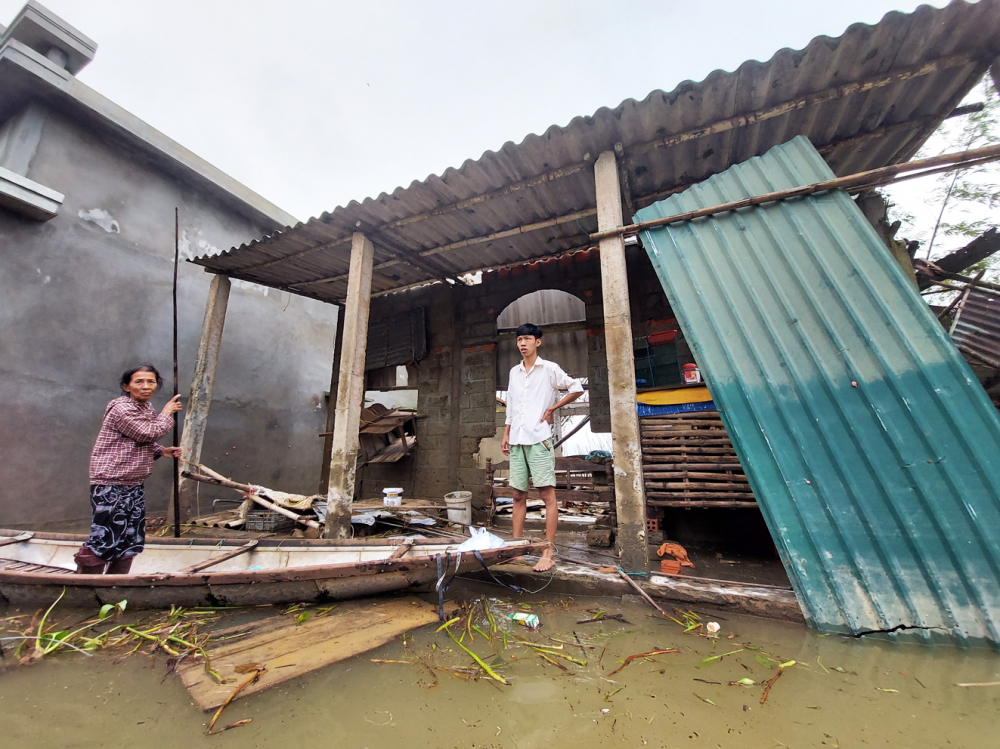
(455, 526, 506, 552)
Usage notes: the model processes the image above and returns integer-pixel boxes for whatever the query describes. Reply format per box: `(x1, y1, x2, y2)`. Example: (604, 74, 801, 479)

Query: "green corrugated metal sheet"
(636, 136, 1000, 647)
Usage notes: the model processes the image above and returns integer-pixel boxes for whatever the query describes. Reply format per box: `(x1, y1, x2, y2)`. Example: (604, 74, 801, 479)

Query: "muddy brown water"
(2, 581, 998, 748)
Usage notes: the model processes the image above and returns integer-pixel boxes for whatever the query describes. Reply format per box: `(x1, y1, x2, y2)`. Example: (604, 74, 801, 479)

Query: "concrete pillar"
(325, 233, 375, 537)
(319, 304, 346, 493)
(594, 151, 648, 572)
(173, 274, 231, 521)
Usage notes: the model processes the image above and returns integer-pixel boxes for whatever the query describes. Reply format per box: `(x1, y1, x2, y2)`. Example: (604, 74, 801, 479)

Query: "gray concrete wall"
(355, 246, 671, 513)
(0, 103, 337, 529)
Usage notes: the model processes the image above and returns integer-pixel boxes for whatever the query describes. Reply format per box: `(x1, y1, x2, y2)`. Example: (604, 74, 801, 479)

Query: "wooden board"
(365, 435, 417, 463)
(178, 596, 438, 711)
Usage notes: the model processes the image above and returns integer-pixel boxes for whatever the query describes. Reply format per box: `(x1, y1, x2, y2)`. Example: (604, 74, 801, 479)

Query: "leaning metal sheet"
(636, 135, 1000, 647)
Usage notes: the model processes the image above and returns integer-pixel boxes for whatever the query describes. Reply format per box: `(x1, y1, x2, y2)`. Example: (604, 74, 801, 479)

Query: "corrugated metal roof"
(192, 0, 1000, 304)
(951, 285, 1000, 368)
(635, 135, 1000, 647)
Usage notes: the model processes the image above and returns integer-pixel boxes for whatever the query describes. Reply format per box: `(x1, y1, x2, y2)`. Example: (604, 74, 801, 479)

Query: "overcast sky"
(1, 0, 954, 223)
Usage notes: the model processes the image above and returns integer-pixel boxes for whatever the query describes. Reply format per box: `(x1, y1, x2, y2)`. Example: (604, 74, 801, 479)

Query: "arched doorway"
(493, 289, 610, 458)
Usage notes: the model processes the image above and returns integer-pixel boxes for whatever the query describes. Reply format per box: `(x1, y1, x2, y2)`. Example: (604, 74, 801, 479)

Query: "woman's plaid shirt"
(89, 396, 174, 485)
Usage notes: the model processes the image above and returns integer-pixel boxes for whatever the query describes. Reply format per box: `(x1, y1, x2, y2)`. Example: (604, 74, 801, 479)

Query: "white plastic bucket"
(383, 487, 403, 507)
(444, 491, 472, 525)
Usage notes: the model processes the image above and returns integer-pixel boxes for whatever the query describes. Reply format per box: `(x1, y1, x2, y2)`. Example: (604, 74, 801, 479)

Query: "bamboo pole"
(590, 143, 1000, 242)
(172, 208, 181, 538)
(180, 471, 323, 531)
(616, 568, 669, 617)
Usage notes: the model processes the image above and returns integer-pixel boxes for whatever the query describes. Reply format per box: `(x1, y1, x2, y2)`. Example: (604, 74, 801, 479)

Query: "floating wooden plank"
(178, 596, 438, 711)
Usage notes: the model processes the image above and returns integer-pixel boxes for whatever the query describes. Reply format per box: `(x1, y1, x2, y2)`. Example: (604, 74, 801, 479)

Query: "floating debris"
(607, 648, 680, 677)
(760, 668, 785, 704)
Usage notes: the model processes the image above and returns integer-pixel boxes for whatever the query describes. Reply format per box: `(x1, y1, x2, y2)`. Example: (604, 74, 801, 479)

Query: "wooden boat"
(0, 529, 545, 609)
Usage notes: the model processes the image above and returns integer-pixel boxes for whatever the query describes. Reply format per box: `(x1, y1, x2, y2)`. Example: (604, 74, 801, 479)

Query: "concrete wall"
(355, 245, 672, 512)
(0, 103, 337, 529)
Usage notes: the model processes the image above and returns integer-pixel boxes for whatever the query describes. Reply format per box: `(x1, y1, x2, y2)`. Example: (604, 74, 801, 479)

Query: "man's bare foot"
(533, 554, 555, 572)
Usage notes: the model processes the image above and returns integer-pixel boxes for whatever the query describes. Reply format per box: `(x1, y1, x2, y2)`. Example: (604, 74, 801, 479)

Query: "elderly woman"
(73, 365, 182, 575)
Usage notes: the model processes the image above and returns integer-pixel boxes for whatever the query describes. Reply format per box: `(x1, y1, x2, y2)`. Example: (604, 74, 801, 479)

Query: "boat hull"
(0, 530, 546, 608)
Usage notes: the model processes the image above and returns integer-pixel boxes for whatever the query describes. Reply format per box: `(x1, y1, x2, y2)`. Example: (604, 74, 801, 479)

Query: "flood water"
(2, 581, 998, 748)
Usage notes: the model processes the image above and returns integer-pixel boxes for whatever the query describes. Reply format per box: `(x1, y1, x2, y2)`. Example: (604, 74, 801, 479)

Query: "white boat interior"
(1, 535, 531, 575)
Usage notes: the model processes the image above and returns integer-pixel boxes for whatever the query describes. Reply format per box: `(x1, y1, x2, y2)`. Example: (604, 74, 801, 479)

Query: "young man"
(501, 323, 584, 571)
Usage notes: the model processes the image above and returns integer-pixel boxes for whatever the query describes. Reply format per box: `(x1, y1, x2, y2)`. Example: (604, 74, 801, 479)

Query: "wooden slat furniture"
(639, 410, 757, 508)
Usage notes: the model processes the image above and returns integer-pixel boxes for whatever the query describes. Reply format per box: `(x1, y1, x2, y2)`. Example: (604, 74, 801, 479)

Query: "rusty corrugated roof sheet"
(637, 135, 1000, 647)
(192, 0, 1000, 304)
(952, 285, 1000, 368)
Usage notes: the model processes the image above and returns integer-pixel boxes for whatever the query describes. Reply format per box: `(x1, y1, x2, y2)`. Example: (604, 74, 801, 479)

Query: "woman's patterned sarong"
(81, 484, 146, 562)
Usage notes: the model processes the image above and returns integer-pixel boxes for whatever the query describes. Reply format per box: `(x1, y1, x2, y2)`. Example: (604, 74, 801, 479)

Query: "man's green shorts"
(509, 440, 556, 492)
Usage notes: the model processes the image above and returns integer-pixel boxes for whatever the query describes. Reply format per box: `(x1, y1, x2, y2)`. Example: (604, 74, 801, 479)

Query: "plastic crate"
(244, 509, 295, 532)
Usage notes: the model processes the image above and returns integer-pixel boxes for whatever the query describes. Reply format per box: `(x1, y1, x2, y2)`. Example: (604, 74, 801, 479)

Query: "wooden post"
(175, 273, 230, 522)
(318, 304, 346, 493)
(594, 150, 648, 572)
(325, 233, 375, 538)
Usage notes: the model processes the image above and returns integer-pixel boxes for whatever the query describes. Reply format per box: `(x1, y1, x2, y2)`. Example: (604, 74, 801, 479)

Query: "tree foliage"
(922, 78, 999, 256)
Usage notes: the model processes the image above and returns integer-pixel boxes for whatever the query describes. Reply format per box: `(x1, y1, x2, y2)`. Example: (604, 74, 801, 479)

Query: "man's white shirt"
(505, 356, 583, 446)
